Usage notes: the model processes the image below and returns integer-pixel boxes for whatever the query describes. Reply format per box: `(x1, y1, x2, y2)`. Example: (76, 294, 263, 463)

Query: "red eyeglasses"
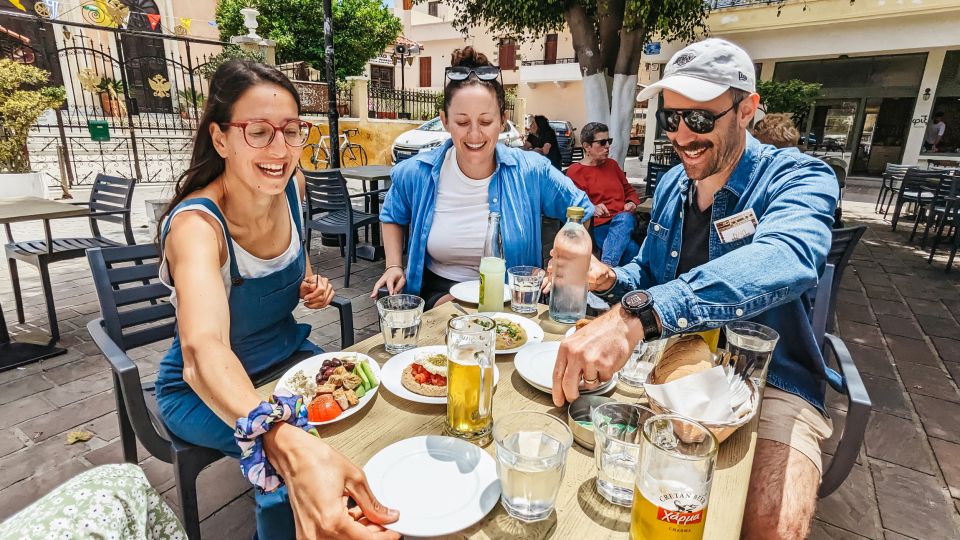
(222, 119, 313, 148)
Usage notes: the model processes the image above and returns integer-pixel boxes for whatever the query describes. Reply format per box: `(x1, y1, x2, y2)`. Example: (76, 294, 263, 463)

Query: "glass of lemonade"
(445, 315, 496, 446)
(631, 414, 717, 540)
(376, 295, 424, 354)
(507, 266, 545, 314)
(494, 411, 573, 522)
(591, 402, 655, 505)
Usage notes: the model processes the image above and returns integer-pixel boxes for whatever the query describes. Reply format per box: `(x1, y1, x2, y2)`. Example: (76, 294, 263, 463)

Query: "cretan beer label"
(657, 506, 703, 526)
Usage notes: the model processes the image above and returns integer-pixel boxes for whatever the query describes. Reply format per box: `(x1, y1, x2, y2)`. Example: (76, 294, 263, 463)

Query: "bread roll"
(653, 335, 714, 384)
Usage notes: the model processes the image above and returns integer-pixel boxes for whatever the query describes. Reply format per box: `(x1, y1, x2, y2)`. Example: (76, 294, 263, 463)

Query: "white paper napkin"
(644, 365, 739, 423)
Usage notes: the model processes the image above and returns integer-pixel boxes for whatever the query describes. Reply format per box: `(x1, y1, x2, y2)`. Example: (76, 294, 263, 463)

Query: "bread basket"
(644, 371, 760, 444)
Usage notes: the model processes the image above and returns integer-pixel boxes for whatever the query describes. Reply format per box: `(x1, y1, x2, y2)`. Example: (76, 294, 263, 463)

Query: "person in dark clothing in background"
(523, 114, 563, 169)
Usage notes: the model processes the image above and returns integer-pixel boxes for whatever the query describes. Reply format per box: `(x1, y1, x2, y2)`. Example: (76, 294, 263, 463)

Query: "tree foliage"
(0, 60, 66, 173)
(756, 79, 822, 127)
(216, 0, 402, 80)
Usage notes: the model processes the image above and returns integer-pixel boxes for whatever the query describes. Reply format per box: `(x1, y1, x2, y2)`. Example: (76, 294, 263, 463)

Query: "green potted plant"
(0, 59, 66, 197)
(177, 88, 206, 119)
(96, 77, 126, 117)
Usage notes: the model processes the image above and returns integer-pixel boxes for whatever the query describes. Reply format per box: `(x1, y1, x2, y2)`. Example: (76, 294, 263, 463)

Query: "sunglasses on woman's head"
(590, 138, 613, 147)
(445, 66, 501, 81)
(656, 100, 741, 135)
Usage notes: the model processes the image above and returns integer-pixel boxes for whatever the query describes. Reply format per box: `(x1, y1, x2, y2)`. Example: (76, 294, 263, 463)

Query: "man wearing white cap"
(552, 38, 838, 538)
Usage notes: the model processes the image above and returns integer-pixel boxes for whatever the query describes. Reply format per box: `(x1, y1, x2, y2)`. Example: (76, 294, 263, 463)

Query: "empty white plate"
(449, 280, 511, 305)
(380, 345, 501, 405)
(364, 435, 500, 537)
(273, 352, 381, 425)
(514, 341, 618, 395)
(475, 311, 545, 355)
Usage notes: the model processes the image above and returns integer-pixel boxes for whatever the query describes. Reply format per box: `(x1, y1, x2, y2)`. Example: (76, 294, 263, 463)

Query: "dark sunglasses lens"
(475, 66, 500, 80)
(658, 110, 681, 132)
(446, 68, 469, 81)
(685, 111, 716, 134)
(596, 139, 612, 146)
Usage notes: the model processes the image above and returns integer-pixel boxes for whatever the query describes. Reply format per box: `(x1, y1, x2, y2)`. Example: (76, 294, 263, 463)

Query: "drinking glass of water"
(493, 410, 573, 522)
(723, 321, 779, 384)
(591, 402, 655, 506)
(507, 266, 545, 314)
(376, 295, 424, 354)
(619, 338, 668, 387)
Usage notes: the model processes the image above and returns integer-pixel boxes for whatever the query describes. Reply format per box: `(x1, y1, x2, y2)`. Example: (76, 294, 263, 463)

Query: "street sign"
(644, 42, 661, 55)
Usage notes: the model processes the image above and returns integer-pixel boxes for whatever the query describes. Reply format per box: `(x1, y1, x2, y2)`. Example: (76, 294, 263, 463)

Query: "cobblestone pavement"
(1, 183, 959, 539)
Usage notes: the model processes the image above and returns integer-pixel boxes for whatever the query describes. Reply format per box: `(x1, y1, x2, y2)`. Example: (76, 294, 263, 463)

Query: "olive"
(343, 363, 355, 372)
(330, 359, 342, 367)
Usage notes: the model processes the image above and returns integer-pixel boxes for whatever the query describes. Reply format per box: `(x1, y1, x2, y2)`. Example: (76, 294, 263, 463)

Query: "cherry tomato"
(308, 395, 342, 422)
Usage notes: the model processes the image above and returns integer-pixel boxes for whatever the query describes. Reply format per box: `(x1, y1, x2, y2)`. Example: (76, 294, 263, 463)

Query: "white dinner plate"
(475, 311, 545, 355)
(513, 341, 618, 395)
(380, 345, 501, 404)
(449, 280, 511, 305)
(274, 352, 381, 426)
(364, 436, 500, 537)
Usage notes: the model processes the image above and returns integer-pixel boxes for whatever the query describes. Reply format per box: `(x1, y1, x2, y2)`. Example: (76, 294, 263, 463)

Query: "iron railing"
(706, 0, 781, 8)
(520, 58, 578, 66)
(368, 86, 441, 122)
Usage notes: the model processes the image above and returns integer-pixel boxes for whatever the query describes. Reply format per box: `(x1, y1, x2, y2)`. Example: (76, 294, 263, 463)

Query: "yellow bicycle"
(299, 128, 368, 170)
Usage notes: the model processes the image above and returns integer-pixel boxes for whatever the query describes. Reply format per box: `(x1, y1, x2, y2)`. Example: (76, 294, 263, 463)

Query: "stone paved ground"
(1, 182, 959, 539)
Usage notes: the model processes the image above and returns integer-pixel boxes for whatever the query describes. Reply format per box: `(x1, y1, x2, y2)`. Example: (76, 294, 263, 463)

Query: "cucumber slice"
(361, 360, 378, 387)
(354, 364, 371, 391)
(354, 384, 366, 399)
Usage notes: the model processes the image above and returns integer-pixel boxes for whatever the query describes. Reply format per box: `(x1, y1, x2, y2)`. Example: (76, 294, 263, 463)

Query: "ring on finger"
(582, 374, 600, 385)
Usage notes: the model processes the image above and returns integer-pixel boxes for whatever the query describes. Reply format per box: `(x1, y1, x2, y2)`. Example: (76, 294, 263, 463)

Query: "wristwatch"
(621, 290, 661, 341)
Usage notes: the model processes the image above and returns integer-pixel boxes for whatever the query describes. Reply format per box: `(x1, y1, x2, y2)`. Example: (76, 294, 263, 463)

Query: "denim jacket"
(601, 133, 838, 413)
(380, 139, 594, 296)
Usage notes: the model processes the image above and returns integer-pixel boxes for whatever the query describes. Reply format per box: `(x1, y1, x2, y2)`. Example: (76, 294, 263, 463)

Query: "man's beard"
(673, 123, 739, 181)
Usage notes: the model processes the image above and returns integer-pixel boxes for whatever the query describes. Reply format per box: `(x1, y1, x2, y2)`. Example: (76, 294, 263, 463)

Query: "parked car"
(391, 117, 524, 164)
(549, 120, 577, 167)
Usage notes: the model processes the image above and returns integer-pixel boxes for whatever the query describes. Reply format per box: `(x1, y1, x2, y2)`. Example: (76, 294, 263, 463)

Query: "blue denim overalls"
(156, 178, 319, 540)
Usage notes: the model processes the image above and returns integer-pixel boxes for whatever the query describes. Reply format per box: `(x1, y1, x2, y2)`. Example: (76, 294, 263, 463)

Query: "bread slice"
(401, 365, 447, 397)
(653, 335, 714, 384)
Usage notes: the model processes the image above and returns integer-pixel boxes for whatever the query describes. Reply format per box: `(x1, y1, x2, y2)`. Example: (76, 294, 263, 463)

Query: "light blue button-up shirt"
(601, 133, 839, 412)
(380, 139, 594, 296)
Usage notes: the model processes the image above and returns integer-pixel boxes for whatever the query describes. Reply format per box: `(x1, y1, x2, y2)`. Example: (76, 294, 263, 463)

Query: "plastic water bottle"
(478, 212, 506, 313)
(549, 206, 591, 323)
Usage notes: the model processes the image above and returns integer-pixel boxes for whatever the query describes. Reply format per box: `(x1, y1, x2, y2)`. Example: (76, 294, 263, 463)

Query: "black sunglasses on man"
(656, 98, 743, 135)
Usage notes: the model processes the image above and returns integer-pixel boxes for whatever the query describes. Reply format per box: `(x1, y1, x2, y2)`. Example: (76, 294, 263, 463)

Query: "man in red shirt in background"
(567, 122, 642, 265)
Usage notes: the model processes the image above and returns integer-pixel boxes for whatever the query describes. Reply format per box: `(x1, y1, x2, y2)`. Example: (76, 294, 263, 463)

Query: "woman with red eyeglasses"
(566, 121, 641, 266)
(154, 60, 399, 540)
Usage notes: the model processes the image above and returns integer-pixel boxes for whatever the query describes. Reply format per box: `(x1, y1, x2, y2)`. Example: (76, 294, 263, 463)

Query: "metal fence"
(368, 86, 441, 121)
(2, 10, 225, 187)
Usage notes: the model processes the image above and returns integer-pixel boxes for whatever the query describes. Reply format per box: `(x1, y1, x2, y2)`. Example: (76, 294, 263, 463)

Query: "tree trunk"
(565, 4, 610, 126)
(608, 27, 645, 165)
(598, 0, 625, 78)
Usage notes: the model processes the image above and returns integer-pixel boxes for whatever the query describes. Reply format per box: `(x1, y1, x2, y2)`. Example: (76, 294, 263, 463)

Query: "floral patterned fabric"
(0, 463, 186, 540)
(235, 393, 318, 494)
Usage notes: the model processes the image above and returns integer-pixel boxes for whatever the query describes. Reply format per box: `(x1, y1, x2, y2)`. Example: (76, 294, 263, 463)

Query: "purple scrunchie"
(235, 393, 319, 493)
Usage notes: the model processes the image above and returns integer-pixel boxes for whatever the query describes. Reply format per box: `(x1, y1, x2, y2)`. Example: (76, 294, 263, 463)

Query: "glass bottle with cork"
(478, 212, 506, 313)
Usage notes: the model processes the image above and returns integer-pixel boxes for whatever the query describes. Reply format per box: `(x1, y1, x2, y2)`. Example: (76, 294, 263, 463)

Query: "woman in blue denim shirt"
(371, 47, 592, 306)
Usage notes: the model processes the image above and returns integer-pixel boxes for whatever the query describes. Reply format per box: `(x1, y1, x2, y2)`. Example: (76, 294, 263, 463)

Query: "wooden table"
(259, 303, 758, 539)
(0, 197, 89, 370)
(333, 165, 392, 261)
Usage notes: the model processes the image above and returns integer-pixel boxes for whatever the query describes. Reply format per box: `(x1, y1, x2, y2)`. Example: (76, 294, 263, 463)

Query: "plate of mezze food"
(475, 311, 545, 355)
(449, 280, 511, 305)
(379, 345, 501, 404)
(275, 352, 381, 425)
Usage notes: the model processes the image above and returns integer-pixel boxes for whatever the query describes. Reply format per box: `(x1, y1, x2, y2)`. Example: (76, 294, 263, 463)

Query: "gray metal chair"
(4, 173, 136, 341)
(826, 226, 867, 333)
(302, 169, 386, 288)
(85, 243, 354, 539)
(811, 263, 872, 498)
(876, 163, 914, 215)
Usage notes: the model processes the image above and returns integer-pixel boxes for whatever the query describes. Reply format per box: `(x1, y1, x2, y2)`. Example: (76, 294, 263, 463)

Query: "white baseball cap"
(637, 38, 756, 103)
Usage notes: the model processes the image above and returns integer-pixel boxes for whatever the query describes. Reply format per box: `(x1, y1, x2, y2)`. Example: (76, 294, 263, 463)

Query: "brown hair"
(753, 113, 800, 149)
(443, 46, 506, 115)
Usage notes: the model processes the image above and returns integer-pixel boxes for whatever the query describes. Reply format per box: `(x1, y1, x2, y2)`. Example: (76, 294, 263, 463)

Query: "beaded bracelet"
(235, 393, 319, 493)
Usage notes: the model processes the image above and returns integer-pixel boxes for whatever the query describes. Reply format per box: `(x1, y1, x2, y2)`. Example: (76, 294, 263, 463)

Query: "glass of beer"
(493, 410, 573, 522)
(591, 402, 655, 505)
(445, 314, 496, 446)
(723, 321, 779, 384)
(631, 414, 717, 540)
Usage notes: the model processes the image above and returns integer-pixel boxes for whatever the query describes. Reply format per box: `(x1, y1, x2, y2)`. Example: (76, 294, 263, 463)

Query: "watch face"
(625, 291, 650, 310)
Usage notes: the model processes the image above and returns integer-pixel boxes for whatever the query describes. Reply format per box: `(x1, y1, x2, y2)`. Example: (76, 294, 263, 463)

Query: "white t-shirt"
(426, 147, 491, 282)
(159, 181, 302, 309)
(926, 121, 946, 145)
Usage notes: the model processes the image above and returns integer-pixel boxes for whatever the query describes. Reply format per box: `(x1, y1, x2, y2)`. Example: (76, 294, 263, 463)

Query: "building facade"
(390, 0, 960, 174)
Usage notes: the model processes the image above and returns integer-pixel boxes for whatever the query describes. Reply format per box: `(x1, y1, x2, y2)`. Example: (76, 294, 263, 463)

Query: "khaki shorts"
(757, 387, 834, 473)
